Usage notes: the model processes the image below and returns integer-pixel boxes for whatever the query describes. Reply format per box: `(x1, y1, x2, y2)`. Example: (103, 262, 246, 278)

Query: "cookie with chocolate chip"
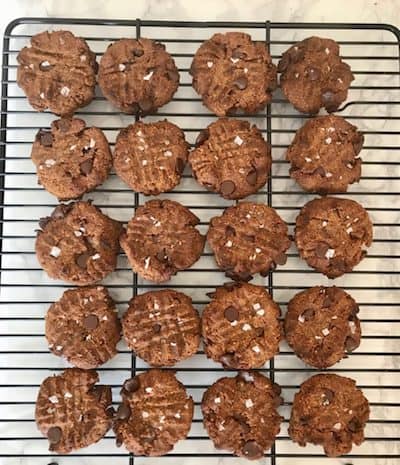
(114, 120, 189, 195)
(289, 373, 370, 457)
(122, 289, 200, 366)
(17, 30, 97, 116)
(286, 115, 364, 193)
(190, 32, 277, 116)
(207, 202, 291, 281)
(36, 201, 122, 285)
(189, 118, 271, 199)
(278, 36, 354, 114)
(202, 372, 283, 460)
(35, 368, 112, 453)
(114, 370, 193, 456)
(31, 118, 112, 200)
(98, 38, 179, 114)
(45, 286, 121, 368)
(120, 199, 205, 282)
(202, 282, 282, 369)
(285, 286, 361, 368)
(294, 197, 373, 278)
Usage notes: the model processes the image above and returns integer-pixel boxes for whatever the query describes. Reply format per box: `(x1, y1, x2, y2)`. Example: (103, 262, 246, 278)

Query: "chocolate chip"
(224, 306, 238, 322)
(233, 414, 250, 433)
(83, 314, 98, 330)
(57, 119, 71, 132)
(353, 134, 364, 154)
(322, 296, 333, 308)
(234, 77, 248, 90)
(255, 327, 264, 337)
(275, 252, 287, 265)
(246, 168, 258, 186)
(80, 159, 93, 175)
(220, 353, 235, 367)
(40, 61, 53, 71)
(345, 336, 358, 353)
(133, 48, 144, 57)
(167, 69, 179, 81)
(307, 67, 321, 81)
(39, 130, 53, 147)
(220, 180, 236, 196)
(195, 129, 209, 147)
(156, 249, 168, 263)
(47, 426, 62, 444)
(116, 403, 131, 420)
(322, 389, 334, 405)
(349, 229, 364, 240)
(39, 216, 51, 229)
(76, 253, 90, 268)
(242, 440, 263, 459)
(322, 90, 335, 103)
(226, 270, 252, 282)
(123, 377, 140, 393)
(105, 405, 115, 418)
(51, 204, 71, 220)
(315, 243, 329, 258)
(138, 98, 153, 112)
(299, 415, 310, 425)
(153, 323, 161, 333)
(348, 417, 362, 432)
(272, 382, 282, 395)
(277, 54, 290, 72)
(116, 435, 123, 447)
(223, 282, 239, 291)
(175, 158, 185, 174)
(314, 166, 326, 177)
(260, 268, 270, 277)
(130, 102, 140, 114)
(244, 234, 255, 242)
(232, 49, 245, 59)
(226, 225, 236, 236)
(301, 308, 315, 321)
(206, 291, 216, 298)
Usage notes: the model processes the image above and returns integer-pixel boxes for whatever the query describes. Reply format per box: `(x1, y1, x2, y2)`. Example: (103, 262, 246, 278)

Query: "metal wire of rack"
(0, 17, 399, 465)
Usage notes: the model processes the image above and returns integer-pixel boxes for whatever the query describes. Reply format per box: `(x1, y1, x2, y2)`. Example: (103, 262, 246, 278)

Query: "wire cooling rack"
(0, 17, 399, 465)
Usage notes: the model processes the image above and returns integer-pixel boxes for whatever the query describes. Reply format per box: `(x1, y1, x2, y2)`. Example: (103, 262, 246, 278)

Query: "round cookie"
(202, 282, 282, 369)
(114, 370, 193, 456)
(45, 286, 121, 369)
(202, 372, 283, 460)
(31, 118, 112, 200)
(289, 373, 370, 457)
(17, 30, 97, 116)
(286, 115, 364, 194)
(190, 32, 277, 116)
(120, 199, 205, 282)
(122, 289, 200, 366)
(98, 38, 179, 114)
(189, 118, 271, 199)
(36, 202, 122, 285)
(113, 120, 189, 195)
(284, 286, 361, 368)
(207, 202, 291, 281)
(35, 368, 112, 453)
(294, 196, 373, 278)
(278, 36, 354, 114)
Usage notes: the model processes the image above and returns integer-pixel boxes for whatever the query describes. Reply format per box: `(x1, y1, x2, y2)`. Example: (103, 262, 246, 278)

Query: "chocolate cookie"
(17, 30, 97, 116)
(36, 202, 122, 285)
(31, 118, 112, 200)
(284, 286, 361, 368)
(202, 282, 282, 369)
(190, 32, 277, 116)
(35, 368, 112, 453)
(189, 118, 271, 199)
(114, 370, 193, 456)
(278, 36, 354, 114)
(202, 372, 283, 460)
(289, 373, 370, 457)
(294, 197, 373, 278)
(45, 286, 121, 369)
(120, 199, 205, 282)
(207, 202, 291, 281)
(98, 38, 179, 114)
(122, 289, 200, 366)
(113, 120, 189, 195)
(286, 115, 364, 193)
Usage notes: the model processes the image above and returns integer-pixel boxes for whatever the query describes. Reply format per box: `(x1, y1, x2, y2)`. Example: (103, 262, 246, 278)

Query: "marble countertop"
(0, 1, 399, 465)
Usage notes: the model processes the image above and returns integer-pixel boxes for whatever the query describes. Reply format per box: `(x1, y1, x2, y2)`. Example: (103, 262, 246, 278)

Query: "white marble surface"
(0, 1, 399, 465)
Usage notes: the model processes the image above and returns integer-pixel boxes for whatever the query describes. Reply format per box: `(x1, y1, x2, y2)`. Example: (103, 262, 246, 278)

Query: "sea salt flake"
(45, 159, 56, 167)
(346, 226, 353, 234)
(244, 67, 248, 73)
(242, 323, 252, 331)
(39, 92, 45, 99)
(102, 315, 108, 321)
(231, 320, 238, 327)
(241, 372, 254, 382)
(60, 86, 70, 97)
(80, 55, 86, 62)
(349, 321, 356, 334)
(332, 315, 338, 320)
(214, 397, 221, 404)
(50, 246, 61, 258)
(83, 298, 89, 305)
(218, 423, 225, 431)
(207, 61, 213, 68)
(55, 345, 63, 351)
(154, 302, 160, 310)
(246, 214, 251, 219)
(325, 172, 333, 178)
(322, 221, 328, 227)
(315, 155, 320, 160)
(145, 387, 153, 393)
(325, 248, 335, 259)
(298, 314, 305, 323)
(305, 157, 312, 162)
(142, 411, 149, 418)
(175, 412, 181, 418)
(338, 77, 343, 83)
(49, 395, 59, 404)
(295, 72, 299, 78)
(249, 253, 257, 261)
(256, 309, 265, 316)
(170, 342, 177, 347)
(70, 144, 77, 151)
(41, 60, 50, 67)
(144, 256, 151, 269)
(142, 159, 148, 166)
(225, 240, 233, 248)
(29, 63, 34, 69)
(234, 135, 244, 146)
(164, 150, 172, 157)
(325, 137, 332, 144)
(230, 57, 240, 64)
(136, 130, 143, 137)
(315, 335, 322, 340)
(252, 345, 261, 353)
(322, 328, 330, 336)
(64, 392, 73, 399)
(92, 253, 100, 260)
(47, 407, 55, 414)
(118, 63, 126, 71)
(328, 127, 335, 132)
(89, 138, 95, 148)
(143, 70, 154, 80)
(255, 248, 261, 254)
(253, 303, 261, 311)
(333, 422, 341, 430)
(325, 48, 330, 54)
(80, 227, 86, 233)
(346, 163, 353, 169)
(245, 399, 254, 408)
